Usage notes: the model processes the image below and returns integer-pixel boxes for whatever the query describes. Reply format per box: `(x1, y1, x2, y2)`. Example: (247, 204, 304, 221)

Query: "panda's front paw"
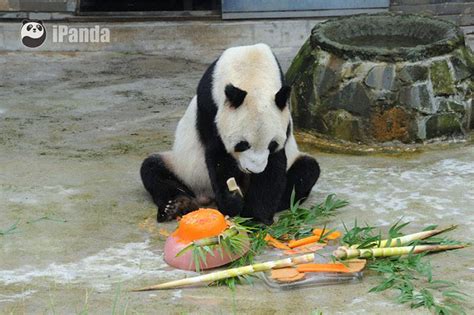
(218, 193, 244, 217)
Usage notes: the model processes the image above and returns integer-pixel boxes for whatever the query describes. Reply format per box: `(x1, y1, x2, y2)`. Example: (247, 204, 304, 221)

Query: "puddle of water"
(0, 290, 36, 303)
(0, 240, 192, 292)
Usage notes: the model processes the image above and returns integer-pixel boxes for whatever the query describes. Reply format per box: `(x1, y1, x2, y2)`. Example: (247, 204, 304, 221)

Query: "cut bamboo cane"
(334, 244, 465, 260)
(132, 253, 314, 291)
(350, 225, 457, 249)
(226, 177, 243, 197)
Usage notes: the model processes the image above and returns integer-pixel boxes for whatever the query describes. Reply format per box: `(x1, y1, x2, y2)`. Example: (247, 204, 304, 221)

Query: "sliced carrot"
(312, 228, 342, 240)
(288, 235, 321, 248)
(265, 234, 291, 250)
(344, 259, 367, 273)
(275, 272, 305, 283)
(269, 241, 291, 250)
(296, 263, 351, 273)
(284, 243, 325, 255)
(271, 267, 299, 279)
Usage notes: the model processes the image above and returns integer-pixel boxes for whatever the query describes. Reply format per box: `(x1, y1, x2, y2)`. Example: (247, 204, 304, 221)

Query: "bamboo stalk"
(334, 244, 465, 260)
(132, 253, 314, 291)
(350, 225, 457, 249)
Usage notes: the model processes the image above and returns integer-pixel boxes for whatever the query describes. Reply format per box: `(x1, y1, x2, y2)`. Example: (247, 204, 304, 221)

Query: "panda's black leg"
(278, 155, 320, 211)
(140, 154, 199, 222)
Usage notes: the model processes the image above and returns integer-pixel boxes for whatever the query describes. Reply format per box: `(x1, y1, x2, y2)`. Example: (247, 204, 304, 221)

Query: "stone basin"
(287, 13, 474, 144)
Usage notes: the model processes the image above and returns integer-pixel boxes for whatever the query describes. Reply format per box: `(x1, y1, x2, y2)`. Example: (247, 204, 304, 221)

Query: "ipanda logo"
(52, 25, 110, 43)
(21, 19, 46, 48)
(20, 20, 110, 48)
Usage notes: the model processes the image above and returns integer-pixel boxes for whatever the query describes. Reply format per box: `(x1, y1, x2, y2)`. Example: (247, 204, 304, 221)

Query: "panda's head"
(21, 20, 46, 48)
(216, 83, 292, 174)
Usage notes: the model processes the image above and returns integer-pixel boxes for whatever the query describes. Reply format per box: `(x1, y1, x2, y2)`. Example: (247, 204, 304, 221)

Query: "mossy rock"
(430, 60, 455, 96)
(286, 13, 472, 144)
(286, 38, 313, 86)
(323, 109, 362, 142)
(426, 114, 463, 138)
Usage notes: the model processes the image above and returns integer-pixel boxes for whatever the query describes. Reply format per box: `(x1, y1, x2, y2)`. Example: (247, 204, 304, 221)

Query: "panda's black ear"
(22, 19, 30, 25)
(225, 84, 247, 109)
(275, 85, 291, 110)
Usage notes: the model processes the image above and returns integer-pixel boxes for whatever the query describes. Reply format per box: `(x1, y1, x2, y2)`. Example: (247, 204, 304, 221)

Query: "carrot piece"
(265, 234, 291, 250)
(344, 259, 367, 273)
(271, 267, 299, 279)
(296, 263, 351, 273)
(269, 241, 291, 250)
(271, 268, 305, 282)
(312, 228, 342, 240)
(288, 235, 321, 248)
(275, 272, 305, 283)
(284, 243, 325, 255)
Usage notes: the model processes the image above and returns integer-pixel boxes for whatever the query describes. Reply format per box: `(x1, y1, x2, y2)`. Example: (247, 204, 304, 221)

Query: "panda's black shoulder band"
(225, 84, 247, 108)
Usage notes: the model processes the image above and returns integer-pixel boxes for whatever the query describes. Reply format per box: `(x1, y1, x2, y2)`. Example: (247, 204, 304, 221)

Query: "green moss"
(286, 38, 313, 85)
(429, 60, 455, 96)
(323, 110, 361, 142)
(457, 46, 474, 71)
(426, 113, 462, 138)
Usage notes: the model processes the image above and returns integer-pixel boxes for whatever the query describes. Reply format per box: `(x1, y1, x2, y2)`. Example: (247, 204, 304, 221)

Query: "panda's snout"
(238, 149, 269, 174)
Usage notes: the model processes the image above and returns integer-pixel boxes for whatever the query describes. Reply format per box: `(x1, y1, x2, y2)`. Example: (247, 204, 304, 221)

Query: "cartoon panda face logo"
(21, 20, 46, 48)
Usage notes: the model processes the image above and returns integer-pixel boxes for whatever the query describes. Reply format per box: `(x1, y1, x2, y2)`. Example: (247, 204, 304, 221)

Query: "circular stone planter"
(287, 13, 474, 143)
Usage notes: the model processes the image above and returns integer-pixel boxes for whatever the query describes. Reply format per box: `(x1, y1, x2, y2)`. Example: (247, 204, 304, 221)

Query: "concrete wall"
(0, 19, 321, 70)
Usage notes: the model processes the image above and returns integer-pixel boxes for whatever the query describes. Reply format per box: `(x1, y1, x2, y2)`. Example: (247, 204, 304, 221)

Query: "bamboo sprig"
(175, 226, 240, 258)
(350, 225, 457, 249)
(132, 253, 314, 291)
(175, 223, 250, 272)
(334, 244, 465, 260)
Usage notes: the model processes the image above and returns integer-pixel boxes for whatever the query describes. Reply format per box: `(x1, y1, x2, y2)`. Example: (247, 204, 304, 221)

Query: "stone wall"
(390, 0, 473, 25)
(0, 0, 76, 12)
(287, 13, 474, 144)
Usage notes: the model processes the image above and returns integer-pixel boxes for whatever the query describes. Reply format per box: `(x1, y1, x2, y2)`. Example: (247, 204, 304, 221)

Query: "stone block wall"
(390, 0, 473, 25)
(0, 0, 76, 12)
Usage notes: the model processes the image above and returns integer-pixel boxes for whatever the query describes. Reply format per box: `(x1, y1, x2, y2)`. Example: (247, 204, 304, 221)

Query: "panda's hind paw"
(164, 195, 199, 218)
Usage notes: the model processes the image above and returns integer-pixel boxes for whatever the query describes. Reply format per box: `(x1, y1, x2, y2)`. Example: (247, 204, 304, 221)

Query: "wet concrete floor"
(0, 51, 473, 314)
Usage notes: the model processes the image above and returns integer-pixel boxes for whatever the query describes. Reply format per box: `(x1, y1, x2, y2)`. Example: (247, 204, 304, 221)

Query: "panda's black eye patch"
(37, 25, 42, 31)
(234, 141, 250, 152)
(27, 25, 32, 31)
(268, 141, 279, 153)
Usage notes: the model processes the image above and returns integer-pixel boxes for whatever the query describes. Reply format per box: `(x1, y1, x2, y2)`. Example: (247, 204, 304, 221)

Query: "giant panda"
(141, 43, 320, 224)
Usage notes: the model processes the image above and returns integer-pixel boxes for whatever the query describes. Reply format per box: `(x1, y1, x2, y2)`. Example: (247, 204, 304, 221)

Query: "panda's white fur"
(171, 96, 213, 198)
(170, 43, 301, 197)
